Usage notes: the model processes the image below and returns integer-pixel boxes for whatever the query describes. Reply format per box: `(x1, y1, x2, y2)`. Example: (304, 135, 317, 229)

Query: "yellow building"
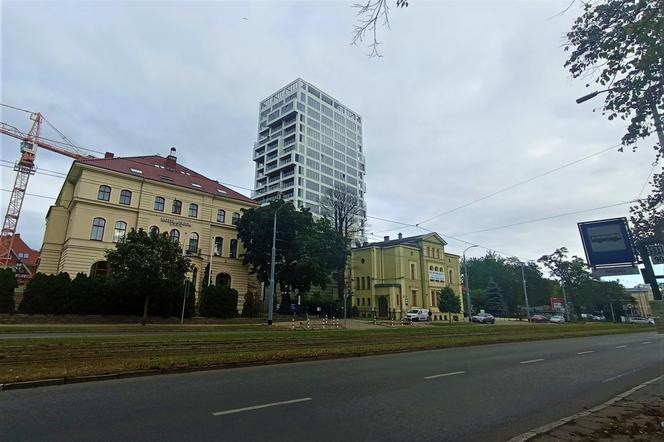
(626, 285, 655, 317)
(351, 232, 463, 321)
(37, 149, 259, 300)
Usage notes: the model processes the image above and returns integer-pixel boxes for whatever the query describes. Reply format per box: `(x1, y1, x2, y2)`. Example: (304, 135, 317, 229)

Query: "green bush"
(19, 273, 71, 314)
(199, 285, 239, 318)
(241, 292, 259, 317)
(0, 268, 18, 313)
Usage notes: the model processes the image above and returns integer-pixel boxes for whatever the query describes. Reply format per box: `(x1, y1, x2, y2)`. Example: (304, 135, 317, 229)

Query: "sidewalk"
(528, 375, 664, 441)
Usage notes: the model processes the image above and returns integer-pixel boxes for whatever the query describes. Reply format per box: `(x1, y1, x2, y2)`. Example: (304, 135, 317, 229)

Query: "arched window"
(189, 203, 198, 218)
(216, 273, 231, 287)
(214, 237, 223, 256)
(172, 199, 182, 214)
(188, 232, 199, 253)
(170, 229, 180, 242)
(429, 265, 433, 271)
(229, 239, 238, 258)
(231, 212, 240, 226)
(434, 266, 439, 271)
(149, 225, 160, 235)
(119, 190, 132, 205)
(90, 217, 106, 241)
(113, 221, 127, 242)
(154, 196, 165, 211)
(97, 185, 111, 201)
(90, 261, 108, 277)
(217, 209, 226, 223)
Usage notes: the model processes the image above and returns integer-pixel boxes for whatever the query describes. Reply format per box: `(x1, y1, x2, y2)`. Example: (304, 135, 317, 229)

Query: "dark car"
(471, 313, 495, 324)
(530, 314, 548, 323)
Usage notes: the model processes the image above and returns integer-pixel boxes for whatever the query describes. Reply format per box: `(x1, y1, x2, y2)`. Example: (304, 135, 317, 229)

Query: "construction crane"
(0, 106, 97, 267)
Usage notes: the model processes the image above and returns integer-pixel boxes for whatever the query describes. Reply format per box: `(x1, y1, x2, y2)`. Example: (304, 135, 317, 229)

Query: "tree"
(19, 273, 71, 315)
(438, 287, 461, 323)
(241, 292, 260, 317)
(484, 277, 506, 317)
(537, 247, 590, 288)
(237, 201, 346, 312)
(352, 0, 411, 57)
(106, 228, 190, 325)
(321, 184, 363, 303)
(0, 268, 17, 313)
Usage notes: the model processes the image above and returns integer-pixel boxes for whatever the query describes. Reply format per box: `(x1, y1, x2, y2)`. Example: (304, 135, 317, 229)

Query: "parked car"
(592, 315, 605, 321)
(549, 315, 566, 323)
(529, 314, 548, 323)
(628, 316, 654, 325)
(471, 313, 495, 324)
(404, 308, 430, 322)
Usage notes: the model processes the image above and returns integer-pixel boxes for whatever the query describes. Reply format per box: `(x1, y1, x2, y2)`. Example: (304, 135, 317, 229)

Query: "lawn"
(0, 322, 649, 384)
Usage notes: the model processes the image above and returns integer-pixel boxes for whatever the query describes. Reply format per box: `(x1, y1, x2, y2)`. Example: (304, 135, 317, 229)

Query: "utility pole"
(520, 261, 531, 321)
(462, 245, 479, 321)
(560, 283, 570, 322)
(268, 210, 277, 326)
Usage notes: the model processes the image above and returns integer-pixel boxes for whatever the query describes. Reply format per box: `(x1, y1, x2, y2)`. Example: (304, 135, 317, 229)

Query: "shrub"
(19, 273, 71, 314)
(0, 268, 17, 313)
(199, 285, 238, 318)
(241, 292, 260, 317)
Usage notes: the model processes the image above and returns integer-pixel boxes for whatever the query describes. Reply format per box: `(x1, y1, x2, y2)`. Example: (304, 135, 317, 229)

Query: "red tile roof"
(76, 155, 257, 205)
(0, 234, 39, 267)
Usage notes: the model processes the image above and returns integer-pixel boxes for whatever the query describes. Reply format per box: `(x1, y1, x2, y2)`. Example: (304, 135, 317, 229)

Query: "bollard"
(373, 316, 377, 325)
(307, 318, 311, 330)
(323, 315, 328, 329)
(291, 318, 295, 330)
(334, 317, 339, 329)
(390, 319, 394, 327)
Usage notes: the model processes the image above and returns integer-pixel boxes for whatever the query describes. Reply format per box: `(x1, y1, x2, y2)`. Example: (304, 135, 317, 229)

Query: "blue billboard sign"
(578, 218, 635, 267)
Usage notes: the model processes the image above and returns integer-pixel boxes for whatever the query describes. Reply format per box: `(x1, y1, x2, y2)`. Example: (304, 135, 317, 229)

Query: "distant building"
(626, 285, 656, 316)
(37, 149, 259, 300)
(0, 233, 39, 285)
(350, 233, 463, 320)
(252, 79, 367, 240)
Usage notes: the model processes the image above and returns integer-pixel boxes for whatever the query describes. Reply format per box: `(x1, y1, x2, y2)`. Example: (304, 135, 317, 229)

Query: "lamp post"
(518, 260, 532, 321)
(268, 197, 287, 326)
(462, 245, 479, 322)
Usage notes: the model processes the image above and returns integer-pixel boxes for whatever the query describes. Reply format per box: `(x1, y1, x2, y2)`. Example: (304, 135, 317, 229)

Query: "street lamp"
(462, 245, 479, 322)
(516, 259, 532, 321)
(268, 195, 288, 326)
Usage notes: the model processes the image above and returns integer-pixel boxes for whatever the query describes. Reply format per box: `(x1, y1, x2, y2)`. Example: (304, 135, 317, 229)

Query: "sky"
(1, 0, 660, 286)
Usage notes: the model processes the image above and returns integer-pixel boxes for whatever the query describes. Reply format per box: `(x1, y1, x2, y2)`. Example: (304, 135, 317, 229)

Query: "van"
(404, 308, 430, 322)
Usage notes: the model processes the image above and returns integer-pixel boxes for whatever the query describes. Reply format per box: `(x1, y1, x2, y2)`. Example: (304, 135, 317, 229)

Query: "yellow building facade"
(351, 233, 463, 321)
(37, 150, 259, 300)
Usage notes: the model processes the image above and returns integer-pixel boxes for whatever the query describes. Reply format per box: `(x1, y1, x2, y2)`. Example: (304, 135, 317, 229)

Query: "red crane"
(0, 107, 97, 267)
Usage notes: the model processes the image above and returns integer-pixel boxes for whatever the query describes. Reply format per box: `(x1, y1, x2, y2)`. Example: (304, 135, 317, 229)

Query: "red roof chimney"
(165, 147, 177, 169)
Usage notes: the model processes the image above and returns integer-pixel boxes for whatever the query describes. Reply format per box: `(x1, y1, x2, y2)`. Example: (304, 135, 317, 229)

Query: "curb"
(507, 374, 664, 442)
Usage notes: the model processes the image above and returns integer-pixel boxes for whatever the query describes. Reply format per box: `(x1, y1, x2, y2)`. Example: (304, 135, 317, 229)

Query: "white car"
(628, 316, 654, 325)
(549, 315, 566, 323)
(404, 308, 430, 322)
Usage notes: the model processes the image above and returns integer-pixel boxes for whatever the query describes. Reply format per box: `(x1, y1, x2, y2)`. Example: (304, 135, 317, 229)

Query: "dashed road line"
(520, 359, 545, 364)
(577, 350, 595, 355)
(424, 371, 465, 380)
(212, 397, 312, 416)
(603, 368, 641, 383)
(615, 345, 627, 348)
(643, 341, 652, 345)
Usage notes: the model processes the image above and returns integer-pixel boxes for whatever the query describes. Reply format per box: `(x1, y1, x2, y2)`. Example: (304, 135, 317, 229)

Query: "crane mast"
(0, 113, 42, 267)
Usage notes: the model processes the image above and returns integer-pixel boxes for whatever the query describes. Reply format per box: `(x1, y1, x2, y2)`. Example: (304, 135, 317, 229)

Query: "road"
(1, 331, 662, 441)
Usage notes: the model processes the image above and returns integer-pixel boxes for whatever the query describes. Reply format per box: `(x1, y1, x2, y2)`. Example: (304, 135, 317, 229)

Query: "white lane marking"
(424, 371, 465, 380)
(212, 397, 312, 416)
(615, 345, 627, 348)
(520, 358, 545, 364)
(643, 341, 652, 345)
(603, 368, 641, 383)
(577, 350, 595, 355)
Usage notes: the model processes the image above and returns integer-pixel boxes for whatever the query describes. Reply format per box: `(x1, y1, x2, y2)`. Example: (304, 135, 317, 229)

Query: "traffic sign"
(592, 266, 640, 277)
(647, 244, 664, 265)
(578, 218, 635, 267)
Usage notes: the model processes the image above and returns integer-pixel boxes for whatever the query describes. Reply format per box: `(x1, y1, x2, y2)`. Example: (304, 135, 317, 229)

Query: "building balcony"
(185, 248, 202, 257)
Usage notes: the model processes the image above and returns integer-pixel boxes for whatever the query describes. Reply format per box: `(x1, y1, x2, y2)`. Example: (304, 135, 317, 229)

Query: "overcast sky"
(1, 0, 659, 286)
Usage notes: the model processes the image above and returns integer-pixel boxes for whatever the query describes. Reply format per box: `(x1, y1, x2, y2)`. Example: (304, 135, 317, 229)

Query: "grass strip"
(0, 323, 649, 383)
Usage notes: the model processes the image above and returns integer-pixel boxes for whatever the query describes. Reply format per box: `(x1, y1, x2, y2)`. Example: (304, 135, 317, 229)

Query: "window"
(410, 263, 416, 280)
(217, 209, 226, 223)
(449, 269, 453, 284)
(112, 221, 127, 243)
(154, 197, 165, 211)
(189, 203, 198, 218)
(170, 229, 180, 242)
(232, 212, 240, 226)
(90, 261, 108, 277)
(17, 252, 29, 259)
(188, 232, 199, 252)
(149, 226, 160, 235)
(216, 273, 231, 287)
(214, 237, 223, 256)
(119, 190, 132, 205)
(229, 239, 238, 258)
(97, 185, 111, 201)
(90, 217, 106, 241)
(356, 277, 360, 290)
(412, 290, 417, 306)
(172, 199, 182, 214)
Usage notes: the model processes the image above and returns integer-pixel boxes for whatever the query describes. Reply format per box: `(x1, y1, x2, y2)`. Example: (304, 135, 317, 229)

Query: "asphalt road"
(2, 331, 662, 442)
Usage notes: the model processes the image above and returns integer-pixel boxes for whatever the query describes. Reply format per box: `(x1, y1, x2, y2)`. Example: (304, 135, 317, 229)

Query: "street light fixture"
(462, 245, 479, 322)
(268, 195, 288, 326)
